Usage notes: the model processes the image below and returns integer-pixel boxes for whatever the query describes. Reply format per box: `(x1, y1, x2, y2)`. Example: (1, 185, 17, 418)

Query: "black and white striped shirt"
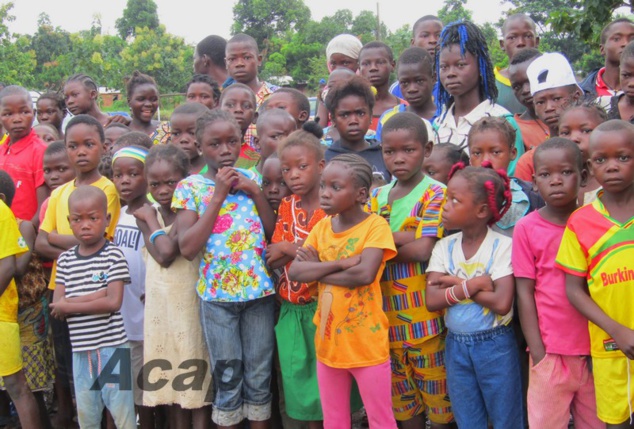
(56, 241, 130, 352)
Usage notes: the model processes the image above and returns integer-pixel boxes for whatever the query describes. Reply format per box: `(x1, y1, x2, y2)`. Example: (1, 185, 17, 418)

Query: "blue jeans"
(72, 344, 136, 429)
(446, 325, 524, 429)
(200, 295, 275, 426)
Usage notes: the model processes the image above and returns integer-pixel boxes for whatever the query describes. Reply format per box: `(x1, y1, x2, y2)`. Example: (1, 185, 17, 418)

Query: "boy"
(369, 112, 452, 429)
(0, 174, 43, 429)
(513, 138, 602, 429)
(358, 41, 405, 131)
(527, 52, 583, 138)
(169, 102, 209, 175)
(556, 120, 634, 428)
(194, 34, 231, 89)
(324, 75, 391, 181)
(609, 40, 634, 121)
(495, 14, 540, 115)
(41, 141, 76, 242)
(219, 83, 260, 169)
(252, 109, 296, 178)
(0, 85, 47, 223)
(265, 88, 310, 128)
(50, 186, 135, 428)
(377, 47, 436, 142)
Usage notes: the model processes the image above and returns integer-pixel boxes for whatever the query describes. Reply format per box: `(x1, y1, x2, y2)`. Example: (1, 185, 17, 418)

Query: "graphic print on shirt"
(114, 225, 143, 251)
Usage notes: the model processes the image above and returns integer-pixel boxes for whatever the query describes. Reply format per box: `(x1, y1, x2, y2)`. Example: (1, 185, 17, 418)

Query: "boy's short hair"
(113, 131, 153, 150)
(172, 101, 209, 117)
(270, 88, 310, 118)
(219, 83, 257, 106)
(324, 75, 375, 115)
(0, 85, 32, 105)
(256, 108, 295, 131)
(186, 74, 221, 102)
(227, 33, 259, 52)
(591, 119, 634, 142)
(37, 91, 66, 111)
(468, 116, 516, 148)
(382, 111, 429, 145)
(65, 114, 105, 144)
(526, 52, 582, 96)
(534, 137, 584, 171)
(0, 170, 15, 207)
(622, 40, 634, 62)
(360, 41, 394, 62)
(105, 122, 131, 132)
(412, 15, 441, 34)
(44, 141, 67, 158)
(196, 35, 227, 67)
(501, 13, 537, 35)
(397, 47, 434, 75)
(68, 186, 108, 214)
(601, 18, 634, 44)
(509, 48, 542, 66)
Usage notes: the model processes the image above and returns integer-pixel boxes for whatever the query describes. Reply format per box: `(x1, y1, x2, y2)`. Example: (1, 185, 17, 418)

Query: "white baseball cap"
(526, 52, 582, 96)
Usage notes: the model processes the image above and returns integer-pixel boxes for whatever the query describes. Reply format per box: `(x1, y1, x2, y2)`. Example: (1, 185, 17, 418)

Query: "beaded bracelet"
(149, 230, 166, 244)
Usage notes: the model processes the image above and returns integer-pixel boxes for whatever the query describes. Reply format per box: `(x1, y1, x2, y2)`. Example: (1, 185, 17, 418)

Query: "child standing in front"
(288, 154, 398, 429)
(556, 120, 634, 428)
(513, 138, 602, 429)
(426, 163, 524, 429)
(369, 112, 453, 428)
(50, 186, 135, 428)
(173, 110, 276, 429)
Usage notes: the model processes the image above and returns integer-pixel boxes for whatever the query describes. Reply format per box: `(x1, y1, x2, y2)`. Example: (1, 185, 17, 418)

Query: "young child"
(111, 145, 154, 426)
(261, 155, 291, 213)
(527, 52, 583, 138)
(0, 175, 43, 429)
(252, 109, 297, 178)
(513, 138, 602, 429)
(324, 75, 391, 182)
(112, 131, 154, 153)
(358, 42, 405, 131)
(186, 74, 221, 110)
(219, 83, 260, 169)
(265, 88, 311, 128)
(426, 163, 523, 429)
(556, 119, 634, 428)
(495, 14, 540, 115)
(423, 143, 469, 185)
(173, 109, 275, 428)
(169, 102, 209, 175)
(0, 85, 47, 223)
(34, 123, 60, 144)
(288, 154, 398, 429)
(104, 123, 132, 154)
(377, 47, 436, 142)
(50, 186, 135, 428)
(125, 71, 169, 145)
(41, 141, 76, 225)
(433, 21, 525, 175)
(64, 73, 128, 127)
(321, 68, 358, 146)
(36, 91, 66, 139)
(608, 40, 634, 121)
(368, 112, 453, 428)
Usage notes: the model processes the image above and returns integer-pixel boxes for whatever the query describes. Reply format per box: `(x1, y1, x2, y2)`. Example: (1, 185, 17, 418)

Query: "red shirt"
(595, 67, 616, 97)
(0, 129, 46, 220)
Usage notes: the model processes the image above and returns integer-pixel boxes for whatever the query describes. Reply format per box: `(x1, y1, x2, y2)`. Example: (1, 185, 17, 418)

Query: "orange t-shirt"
(514, 114, 549, 150)
(304, 214, 396, 368)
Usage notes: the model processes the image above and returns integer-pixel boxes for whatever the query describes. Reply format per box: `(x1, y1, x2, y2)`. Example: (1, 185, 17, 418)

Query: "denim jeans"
(200, 295, 275, 426)
(446, 325, 524, 429)
(72, 343, 136, 429)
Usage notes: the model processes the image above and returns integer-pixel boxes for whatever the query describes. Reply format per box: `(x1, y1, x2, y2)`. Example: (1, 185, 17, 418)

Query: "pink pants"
(317, 360, 397, 429)
(528, 353, 603, 429)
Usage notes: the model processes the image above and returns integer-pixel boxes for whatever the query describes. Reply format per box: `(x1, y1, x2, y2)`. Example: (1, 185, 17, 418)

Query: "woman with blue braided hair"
(432, 20, 526, 176)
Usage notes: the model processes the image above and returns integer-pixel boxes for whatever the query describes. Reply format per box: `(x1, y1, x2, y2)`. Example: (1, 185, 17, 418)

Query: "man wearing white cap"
(527, 52, 583, 137)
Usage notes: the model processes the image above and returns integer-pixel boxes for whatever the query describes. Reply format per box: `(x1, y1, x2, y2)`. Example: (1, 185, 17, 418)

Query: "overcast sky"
(10, 0, 510, 45)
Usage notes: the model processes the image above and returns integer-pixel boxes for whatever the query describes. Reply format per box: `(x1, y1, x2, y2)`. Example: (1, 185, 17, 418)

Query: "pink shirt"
(512, 210, 591, 355)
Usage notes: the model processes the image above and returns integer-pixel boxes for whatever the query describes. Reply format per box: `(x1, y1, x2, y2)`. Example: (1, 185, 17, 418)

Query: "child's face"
(423, 148, 454, 185)
(261, 157, 290, 210)
(509, 60, 534, 111)
(266, 92, 307, 125)
(34, 124, 58, 144)
(601, 22, 634, 65)
(65, 123, 104, 174)
(64, 81, 95, 116)
(332, 95, 371, 143)
(186, 82, 217, 110)
(112, 157, 147, 204)
(147, 159, 184, 208)
(200, 120, 242, 172)
(104, 127, 129, 155)
(439, 47, 480, 99)
(620, 56, 634, 102)
(36, 98, 64, 130)
(412, 20, 443, 57)
(128, 84, 159, 124)
(220, 88, 256, 133)
(43, 152, 75, 190)
(257, 116, 296, 160)
(533, 87, 580, 131)
(398, 62, 434, 108)
(558, 108, 603, 161)
(0, 94, 34, 142)
(328, 53, 359, 73)
(280, 145, 324, 197)
(170, 113, 199, 161)
(500, 17, 539, 60)
(533, 147, 583, 208)
(225, 42, 261, 84)
(442, 174, 480, 230)
(68, 197, 109, 246)
(319, 162, 365, 216)
(469, 129, 516, 172)
(382, 128, 431, 183)
(359, 47, 394, 88)
(589, 130, 634, 195)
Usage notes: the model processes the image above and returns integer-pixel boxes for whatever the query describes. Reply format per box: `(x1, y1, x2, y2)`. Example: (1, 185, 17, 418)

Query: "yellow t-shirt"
(304, 214, 396, 368)
(0, 200, 28, 323)
(40, 176, 121, 290)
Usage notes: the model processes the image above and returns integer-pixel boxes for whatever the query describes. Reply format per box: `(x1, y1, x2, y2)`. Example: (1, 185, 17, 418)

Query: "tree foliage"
(0, 3, 36, 86)
(438, 0, 473, 23)
(115, 0, 160, 39)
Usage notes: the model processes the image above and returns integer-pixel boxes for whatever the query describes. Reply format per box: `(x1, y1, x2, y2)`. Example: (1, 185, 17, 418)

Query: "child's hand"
(471, 275, 494, 293)
(133, 203, 157, 223)
(613, 325, 634, 359)
(50, 298, 67, 319)
(106, 115, 132, 126)
(214, 167, 240, 200)
(232, 173, 260, 196)
(339, 254, 361, 270)
(433, 275, 463, 289)
(296, 245, 320, 262)
(266, 242, 288, 265)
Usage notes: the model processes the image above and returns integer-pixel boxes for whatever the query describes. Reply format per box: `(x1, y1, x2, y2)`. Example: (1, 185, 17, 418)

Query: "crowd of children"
(0, 11, 634, 429)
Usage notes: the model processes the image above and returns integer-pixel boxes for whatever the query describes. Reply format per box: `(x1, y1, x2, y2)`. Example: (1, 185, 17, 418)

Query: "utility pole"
(376, 2, 381, 41)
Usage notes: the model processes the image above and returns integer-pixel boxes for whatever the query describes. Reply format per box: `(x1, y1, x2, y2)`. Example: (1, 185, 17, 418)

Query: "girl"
(173, 110, 276, 429)
(33, 123, 60, 144)
(288, 154, 398, 429)
(219, 83, 259, 170)
(133, 144, 212, 429)
(63, 74, 128, 127)
(425, 163, 523, 428)
(557, 101, 608, 205)
(186, 74, 221, 110)
(432, 21, 525, 175)
(35, 92, 66, 138)
(423, 142, 469, 185)
(125, 71, 170, 145)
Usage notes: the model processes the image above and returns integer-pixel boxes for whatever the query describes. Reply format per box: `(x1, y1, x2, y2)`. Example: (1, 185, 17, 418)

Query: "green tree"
(438, 0, 473, 23)
(548, 0, 632, 43)
(115, 0, 160, 39)
(0, 3, 36, 86)
(351, 10, 387, 43)
(30, 13, 71, 87)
